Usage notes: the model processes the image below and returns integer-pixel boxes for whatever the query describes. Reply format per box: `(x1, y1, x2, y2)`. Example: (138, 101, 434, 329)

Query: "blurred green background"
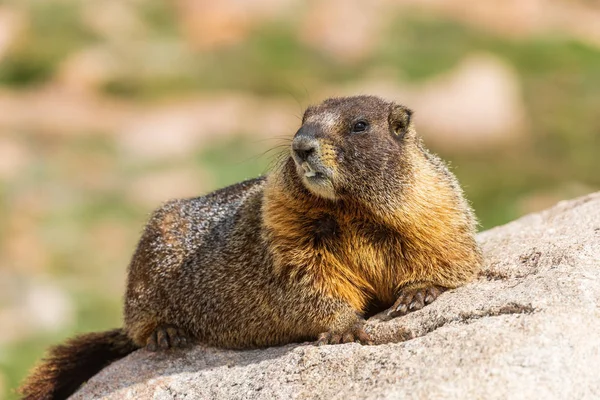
(1, 0, 599, 398)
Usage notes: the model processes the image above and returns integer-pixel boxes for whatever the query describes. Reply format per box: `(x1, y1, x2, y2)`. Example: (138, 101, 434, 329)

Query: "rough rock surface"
(72, 192, 600, 399)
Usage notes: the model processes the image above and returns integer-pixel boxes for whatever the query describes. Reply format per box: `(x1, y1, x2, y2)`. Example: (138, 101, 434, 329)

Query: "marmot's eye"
(352, 120, 369, 133)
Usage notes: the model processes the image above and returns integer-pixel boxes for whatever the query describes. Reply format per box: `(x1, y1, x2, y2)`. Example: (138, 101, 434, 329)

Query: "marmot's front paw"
(386, 285, 446, 319)
(316, 322, 372, 346)
(146, 324, 191, 351)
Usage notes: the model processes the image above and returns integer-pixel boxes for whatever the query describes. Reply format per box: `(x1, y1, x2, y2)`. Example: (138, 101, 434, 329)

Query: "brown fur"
(19, 329, 136, 400)
(19, 96, 481, 399)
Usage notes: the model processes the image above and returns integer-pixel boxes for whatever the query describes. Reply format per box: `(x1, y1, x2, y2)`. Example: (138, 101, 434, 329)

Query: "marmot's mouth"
(297, 160, 336, 200)
(305, 171, 325, 180)
(301, 162, 325, 180)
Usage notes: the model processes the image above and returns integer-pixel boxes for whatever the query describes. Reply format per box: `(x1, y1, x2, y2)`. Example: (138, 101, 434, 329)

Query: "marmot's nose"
(294, 146, 314, 162)
(292, 137, 319, 162)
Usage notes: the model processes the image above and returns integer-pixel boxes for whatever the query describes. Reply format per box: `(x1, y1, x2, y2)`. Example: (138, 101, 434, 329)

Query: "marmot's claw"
(386, 285, 446, 319)
(146, 324, 191, 351)
(316, 323, 372, 346)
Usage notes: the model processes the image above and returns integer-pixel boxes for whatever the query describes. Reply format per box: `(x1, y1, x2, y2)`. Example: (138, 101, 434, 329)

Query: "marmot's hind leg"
(316, 320, 372, 345)
(145, 324, 192, 351)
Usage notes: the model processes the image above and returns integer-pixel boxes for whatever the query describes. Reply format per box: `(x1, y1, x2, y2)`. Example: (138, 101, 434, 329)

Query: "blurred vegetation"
(1, 2, 599, 399)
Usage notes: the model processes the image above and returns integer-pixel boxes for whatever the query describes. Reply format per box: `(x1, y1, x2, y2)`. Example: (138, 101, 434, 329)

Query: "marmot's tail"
(19, 328, 138, 400)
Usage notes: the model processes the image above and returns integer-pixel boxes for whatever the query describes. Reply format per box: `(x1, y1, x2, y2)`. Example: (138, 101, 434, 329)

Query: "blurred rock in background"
(300, 0, 386, 62)
(0, 0, 599, 398)
(0, 6, 24, 62)
(174, 0, 297, 50)
(0, 281, 74, 344)
(398, 0, 600, 46)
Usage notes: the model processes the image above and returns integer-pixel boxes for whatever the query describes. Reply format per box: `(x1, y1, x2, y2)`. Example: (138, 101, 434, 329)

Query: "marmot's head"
(289, 96, 415, 201)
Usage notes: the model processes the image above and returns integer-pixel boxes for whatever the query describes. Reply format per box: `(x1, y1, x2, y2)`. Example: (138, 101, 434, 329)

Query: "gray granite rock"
(72, 192, 600, 400)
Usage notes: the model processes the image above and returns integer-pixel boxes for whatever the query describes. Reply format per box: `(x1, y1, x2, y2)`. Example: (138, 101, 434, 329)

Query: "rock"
(71, 191, 600, 399)
(117, 97, 247, 161)
(0, 135, 31, 181)
(0, 89, 298, 151)
(0, 280, 74, 344)
(410, 54, 527, 151)
(24, 282, 75, 333)
(173, 0, 295, 50)
(0, 86, 132, 136)
(55, 46, 120, 94)
(117, 95, 299, 161)
(395, 0, 600, 48)
(2, 197, 50, 274)
(125, 167, 211, 209)
(80, 0, 146, 42)
(299, 0, 385, 62)
(0, 6, 25, 62)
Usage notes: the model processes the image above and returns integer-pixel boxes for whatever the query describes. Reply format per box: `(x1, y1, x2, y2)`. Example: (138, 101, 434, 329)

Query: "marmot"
(20, 95, 482, 399)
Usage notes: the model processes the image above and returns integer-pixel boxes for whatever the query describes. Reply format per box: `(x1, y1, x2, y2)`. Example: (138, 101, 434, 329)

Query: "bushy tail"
(19, 328, 138, 400)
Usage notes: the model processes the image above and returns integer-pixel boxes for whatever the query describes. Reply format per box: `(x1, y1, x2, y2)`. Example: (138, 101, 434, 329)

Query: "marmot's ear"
(388, 104, 413, 139)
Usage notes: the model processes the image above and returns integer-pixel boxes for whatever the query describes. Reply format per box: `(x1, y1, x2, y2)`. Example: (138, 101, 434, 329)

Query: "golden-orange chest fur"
(325, 217, 406, 310)
(266, 206, 406, 312)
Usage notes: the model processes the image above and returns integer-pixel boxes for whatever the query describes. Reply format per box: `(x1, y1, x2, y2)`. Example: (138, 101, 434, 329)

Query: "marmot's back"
(124, 176, 269, 347)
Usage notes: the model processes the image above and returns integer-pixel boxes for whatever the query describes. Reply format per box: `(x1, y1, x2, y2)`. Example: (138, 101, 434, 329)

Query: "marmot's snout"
(291, 125, 336, 199)
(291, 132, 319, 165)
(292, 126, 325, 178)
